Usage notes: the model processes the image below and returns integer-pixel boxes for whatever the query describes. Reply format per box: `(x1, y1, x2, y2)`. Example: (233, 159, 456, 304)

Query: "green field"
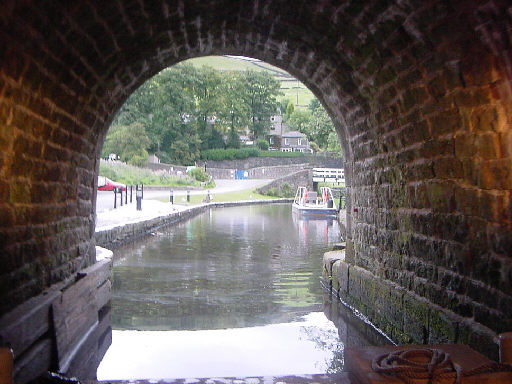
(280, 85, 315, 108)
(183, 55, 315, 109)
(182, 56, 290, 77)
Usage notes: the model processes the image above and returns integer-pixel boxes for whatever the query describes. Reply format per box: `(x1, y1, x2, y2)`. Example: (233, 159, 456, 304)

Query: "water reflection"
(92, 204, 388, 380)
(98, 313, 341, 379)
(111, 205, 338, 331)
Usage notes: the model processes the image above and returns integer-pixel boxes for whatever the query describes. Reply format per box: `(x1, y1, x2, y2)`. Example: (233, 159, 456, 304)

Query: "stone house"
(268, 114, 283, 150)
(280, 131, 312, 153)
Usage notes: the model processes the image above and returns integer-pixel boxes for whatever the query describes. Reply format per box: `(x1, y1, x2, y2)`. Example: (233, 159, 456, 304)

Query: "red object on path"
(98, 176, 126, 191)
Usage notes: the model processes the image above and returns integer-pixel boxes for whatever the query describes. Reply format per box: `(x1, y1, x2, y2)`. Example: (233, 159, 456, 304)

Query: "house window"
(270, 137, 274, 144)
(298, 138, 302, 146)
(284, 138, 289, 145)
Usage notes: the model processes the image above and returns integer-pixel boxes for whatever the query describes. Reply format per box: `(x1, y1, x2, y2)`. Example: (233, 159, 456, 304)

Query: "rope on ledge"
(371, 348, 512, 384)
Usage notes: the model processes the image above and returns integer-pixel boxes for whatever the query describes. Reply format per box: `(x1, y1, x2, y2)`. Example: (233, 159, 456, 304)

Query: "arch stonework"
(0, 0, 511, 369)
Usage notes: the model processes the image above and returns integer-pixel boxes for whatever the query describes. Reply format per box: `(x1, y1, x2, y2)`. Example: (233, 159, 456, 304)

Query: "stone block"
(433, 157, 463, 179)
(488, 225, 512, 257)
(428, 307, 458, 344)
(478, 159, 512, 190)
(322, 251, 343, 280)
(427, 181, 455, 212)
(429, 109, 462, 137)
(476, 132, 499, 159)
(455, 185, 479, 216)
(471, 107, 498, 132)
(385, 284, 404, 330)
(403, 292, 429, 343)
(455, 133, 476, 158)
(500, 130, 512, 158)
(458, 319, 500, 361)
(474, 303, 512, 334)
(337, 261, 350, 295)
(461, 158, 480, 186)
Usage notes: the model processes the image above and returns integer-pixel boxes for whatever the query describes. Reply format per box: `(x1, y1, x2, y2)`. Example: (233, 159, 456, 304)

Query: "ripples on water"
(96, 204, 388, 380)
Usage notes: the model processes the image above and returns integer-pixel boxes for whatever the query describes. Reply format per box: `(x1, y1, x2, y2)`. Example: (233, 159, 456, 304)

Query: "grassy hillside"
(182, 55, 315, 108)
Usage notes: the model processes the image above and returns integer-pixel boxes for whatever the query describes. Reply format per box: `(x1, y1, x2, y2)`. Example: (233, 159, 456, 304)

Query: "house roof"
(282, 131, 306, 138)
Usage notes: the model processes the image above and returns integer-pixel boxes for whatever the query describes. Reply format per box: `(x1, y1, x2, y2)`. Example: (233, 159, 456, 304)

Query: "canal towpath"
(95, 178, 273, 231)
(96, 178, 272, 213)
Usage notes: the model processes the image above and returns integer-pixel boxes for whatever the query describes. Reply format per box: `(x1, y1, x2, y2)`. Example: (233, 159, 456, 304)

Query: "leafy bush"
(200, 148, 308, 161)
(258, 150, 305, 158)
(257, 139, 269, 150)
(200, 147, 259, 161)
(189, 167, 210, 182)
(261, 182, 295, 198)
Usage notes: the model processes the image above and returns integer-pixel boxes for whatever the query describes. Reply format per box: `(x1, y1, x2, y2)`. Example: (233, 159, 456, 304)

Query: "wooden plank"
(96, 305, 112, 339)
(97, 326, 112, 366)
(63, 322, 99, 379)
(64, 306, 113, 379)
(65, 307, 112, 379)
(96, 280, 112, 312)
(80, 259, 112, 288)
(0, 288, 61, 358)
(13, 338, 52, 384)
(52, 273, 98, 372)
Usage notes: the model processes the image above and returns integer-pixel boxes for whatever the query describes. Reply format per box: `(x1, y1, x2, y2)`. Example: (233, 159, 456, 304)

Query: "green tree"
(285, 101, 295, 120)
(109, 64, 200, 162)
(308, 98, 321, 113)
(278, 99, 290, 121)
(102, 122, 151, 166)
(287, 110, 312, 135)
(307, 97, 337, 151)
(106, 63, 286, 164)
(226, 126, 241, 148)
(309, 107, 333, 149)
(218, 72, 250, 136)
(327, 130, 342, 154)
(242, 70, 282, 140)
(194, 66, 223, 149)
(170, 132, 201, 164)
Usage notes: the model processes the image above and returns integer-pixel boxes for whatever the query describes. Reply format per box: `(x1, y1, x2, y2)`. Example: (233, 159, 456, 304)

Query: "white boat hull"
(292, 202, 338, 216)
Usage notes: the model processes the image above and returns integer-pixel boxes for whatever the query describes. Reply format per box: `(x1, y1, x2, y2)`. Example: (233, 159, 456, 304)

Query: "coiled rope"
(371, 348, 512, 384)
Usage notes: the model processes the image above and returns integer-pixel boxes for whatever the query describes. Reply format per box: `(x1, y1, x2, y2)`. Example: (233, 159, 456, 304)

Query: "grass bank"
(100, 160, 214, 188)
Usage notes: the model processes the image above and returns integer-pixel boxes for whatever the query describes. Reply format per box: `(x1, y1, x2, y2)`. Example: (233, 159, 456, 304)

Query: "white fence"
(312, 168, 345, 183)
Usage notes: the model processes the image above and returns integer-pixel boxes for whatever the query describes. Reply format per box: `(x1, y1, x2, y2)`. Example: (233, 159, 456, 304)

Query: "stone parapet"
(323, 252, 500, 361)
(256, 169, 313, 195)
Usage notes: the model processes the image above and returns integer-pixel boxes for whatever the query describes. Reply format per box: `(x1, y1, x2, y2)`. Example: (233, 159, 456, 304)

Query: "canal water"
(97, 204, 389, 380)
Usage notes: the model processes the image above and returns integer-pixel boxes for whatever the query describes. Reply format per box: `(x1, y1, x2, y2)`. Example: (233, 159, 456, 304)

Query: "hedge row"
(200, 148, 305, 161)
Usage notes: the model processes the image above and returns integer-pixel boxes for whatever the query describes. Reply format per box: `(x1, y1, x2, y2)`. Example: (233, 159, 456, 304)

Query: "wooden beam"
(52, 274, 98, 372)
(0, 288, 61, 359)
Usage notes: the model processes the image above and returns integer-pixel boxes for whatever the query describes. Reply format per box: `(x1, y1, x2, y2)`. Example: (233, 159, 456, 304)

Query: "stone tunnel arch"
(1, 0, 512, 368)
